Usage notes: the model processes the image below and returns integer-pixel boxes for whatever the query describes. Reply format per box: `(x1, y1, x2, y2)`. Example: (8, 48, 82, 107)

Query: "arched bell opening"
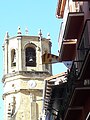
(25, 44, 36, 67)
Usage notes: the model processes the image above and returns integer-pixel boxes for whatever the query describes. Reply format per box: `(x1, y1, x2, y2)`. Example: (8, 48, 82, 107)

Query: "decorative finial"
(38, 29, 42, 37)
(25, 27, 29, 35)
(17, 26, 22, 35)
(4, 31, 9, 40)
(47, 33, 50, 40)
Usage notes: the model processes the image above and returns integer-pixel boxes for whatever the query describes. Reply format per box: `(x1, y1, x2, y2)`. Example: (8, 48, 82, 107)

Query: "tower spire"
(17, 26, 22, 35)
(38, 29, 42, 38)
(4, 31, 9, 40)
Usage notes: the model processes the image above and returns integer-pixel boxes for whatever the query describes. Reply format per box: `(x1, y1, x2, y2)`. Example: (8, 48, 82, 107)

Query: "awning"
(42, 52, 60, 64)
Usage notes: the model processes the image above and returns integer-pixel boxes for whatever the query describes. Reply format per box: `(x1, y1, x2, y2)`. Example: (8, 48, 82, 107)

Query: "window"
(25, 47, 36, 67)
(11, 49, 16, 67)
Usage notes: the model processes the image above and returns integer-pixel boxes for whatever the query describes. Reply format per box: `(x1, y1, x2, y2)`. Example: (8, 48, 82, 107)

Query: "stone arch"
(25, 43, 36, 67)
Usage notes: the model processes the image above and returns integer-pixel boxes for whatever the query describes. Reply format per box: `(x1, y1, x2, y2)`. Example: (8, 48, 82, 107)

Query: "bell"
(12, 55, 16, 65)
(29, 57, 33, 62)
(13, 58, 16, 64)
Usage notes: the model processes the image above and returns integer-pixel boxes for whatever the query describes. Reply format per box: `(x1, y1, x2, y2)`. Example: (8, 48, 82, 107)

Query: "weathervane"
(25, 27, 29, 35)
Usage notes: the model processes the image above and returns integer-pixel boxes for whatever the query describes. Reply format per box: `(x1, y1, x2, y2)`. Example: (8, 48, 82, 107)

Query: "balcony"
(58, 1, 84, 61)
(64, 87, 90, 120)
(63, 12, 84, 40)
(60, 39, 76, 61)
(61, 61, 90, 120)
(58, 1, 84, 41)
(64, 107, 83, 120)
(77, 19, 90, 80)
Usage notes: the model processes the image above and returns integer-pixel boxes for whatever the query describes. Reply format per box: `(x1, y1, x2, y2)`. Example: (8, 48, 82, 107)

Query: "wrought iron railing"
(77, 19, 90, 77)
(60, 20, 90, 118)
(59, 61, 83, 119)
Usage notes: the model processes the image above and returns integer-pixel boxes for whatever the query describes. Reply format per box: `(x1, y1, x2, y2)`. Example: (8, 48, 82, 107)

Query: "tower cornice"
(2, 71, 52, 83)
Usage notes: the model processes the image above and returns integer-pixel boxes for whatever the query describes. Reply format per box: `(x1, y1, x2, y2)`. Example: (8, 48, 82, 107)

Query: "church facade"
(2, 27, 52, 120)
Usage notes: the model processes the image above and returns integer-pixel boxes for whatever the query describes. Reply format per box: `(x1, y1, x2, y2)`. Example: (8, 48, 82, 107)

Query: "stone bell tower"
(2, 27, 52, 120)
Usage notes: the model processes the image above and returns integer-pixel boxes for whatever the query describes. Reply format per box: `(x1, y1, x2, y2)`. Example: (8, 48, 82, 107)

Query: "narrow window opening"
(11, 49, 16, 67)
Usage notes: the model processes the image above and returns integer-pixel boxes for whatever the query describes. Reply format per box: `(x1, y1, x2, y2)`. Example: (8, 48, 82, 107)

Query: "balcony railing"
(59, 61, 83, 119)
(77, 19, 90, 79)
(59, 56, 90, 119)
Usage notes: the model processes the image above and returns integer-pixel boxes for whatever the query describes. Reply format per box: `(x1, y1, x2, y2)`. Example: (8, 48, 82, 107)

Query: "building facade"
(56, 0, 90, 120)
(2, 28, 52, 120)
(43, 72, 67, 120)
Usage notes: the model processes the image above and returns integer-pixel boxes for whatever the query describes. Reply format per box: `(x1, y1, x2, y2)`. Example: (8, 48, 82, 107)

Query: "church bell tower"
(2, 27, 52, 120)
